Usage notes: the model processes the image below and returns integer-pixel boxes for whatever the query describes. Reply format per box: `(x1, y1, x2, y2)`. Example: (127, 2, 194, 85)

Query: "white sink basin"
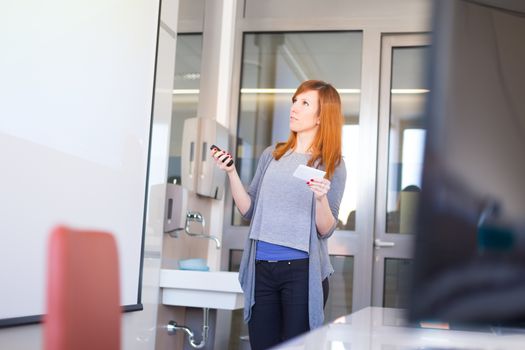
(159, 269, 243, 310)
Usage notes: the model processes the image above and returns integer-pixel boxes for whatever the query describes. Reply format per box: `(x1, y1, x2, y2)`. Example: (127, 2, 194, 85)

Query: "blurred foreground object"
(409, 0, 525, 325)
(44, 226, 121, 350)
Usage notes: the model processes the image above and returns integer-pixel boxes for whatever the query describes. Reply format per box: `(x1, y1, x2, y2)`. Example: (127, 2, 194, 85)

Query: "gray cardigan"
(238, 145, 347, 329)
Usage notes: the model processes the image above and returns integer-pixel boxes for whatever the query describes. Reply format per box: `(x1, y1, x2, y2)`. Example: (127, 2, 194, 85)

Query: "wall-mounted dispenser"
(164, 183, 188, 235)
(181, 117, 229, 199)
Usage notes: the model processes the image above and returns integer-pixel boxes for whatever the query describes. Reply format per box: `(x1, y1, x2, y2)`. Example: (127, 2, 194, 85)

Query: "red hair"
(272, 80, 343, 179)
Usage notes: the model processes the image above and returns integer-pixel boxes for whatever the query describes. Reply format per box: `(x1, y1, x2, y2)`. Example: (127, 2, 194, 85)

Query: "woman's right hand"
(210, 148, 235, 173)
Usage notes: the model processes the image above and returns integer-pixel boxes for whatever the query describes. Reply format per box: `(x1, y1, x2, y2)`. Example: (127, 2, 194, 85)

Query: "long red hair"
(272, 80, 343, 179)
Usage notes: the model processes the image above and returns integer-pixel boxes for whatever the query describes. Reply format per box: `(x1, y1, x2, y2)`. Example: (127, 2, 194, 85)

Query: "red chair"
(44, 226, 121, 350)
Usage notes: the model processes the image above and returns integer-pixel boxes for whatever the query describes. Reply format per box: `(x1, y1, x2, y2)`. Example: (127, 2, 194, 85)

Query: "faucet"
(183, 211, 221, 249)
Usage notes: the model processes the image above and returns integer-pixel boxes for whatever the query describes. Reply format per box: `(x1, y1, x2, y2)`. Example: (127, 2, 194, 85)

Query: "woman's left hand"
(307, 178, 331, 200)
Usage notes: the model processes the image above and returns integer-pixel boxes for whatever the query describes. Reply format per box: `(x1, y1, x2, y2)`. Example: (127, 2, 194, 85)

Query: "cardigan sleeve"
(318, 158, 347, 239)
(239, 146, 274, 221)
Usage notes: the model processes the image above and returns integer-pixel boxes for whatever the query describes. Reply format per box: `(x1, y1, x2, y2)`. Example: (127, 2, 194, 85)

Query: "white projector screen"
(0, 0, 160, 326)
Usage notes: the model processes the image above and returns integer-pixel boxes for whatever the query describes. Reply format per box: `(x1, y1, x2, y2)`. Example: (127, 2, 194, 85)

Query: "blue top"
(256, 240, 309, 261)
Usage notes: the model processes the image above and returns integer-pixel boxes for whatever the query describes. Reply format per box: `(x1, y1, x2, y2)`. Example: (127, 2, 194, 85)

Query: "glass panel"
(383, 258, 413, 308)
(324, 255, 354, 323)
(385, 47, 429, 234)
(234, 32, 362, 229)
(167, 34, 203, 183)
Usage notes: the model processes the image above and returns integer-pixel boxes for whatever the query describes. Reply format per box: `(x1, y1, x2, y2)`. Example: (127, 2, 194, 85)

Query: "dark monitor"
(408, 0, 525, 325)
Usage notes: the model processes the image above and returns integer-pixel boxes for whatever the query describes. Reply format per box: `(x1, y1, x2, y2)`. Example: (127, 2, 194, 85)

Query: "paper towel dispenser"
(181, 117, 229, 199)
(164, 183, 188, 234)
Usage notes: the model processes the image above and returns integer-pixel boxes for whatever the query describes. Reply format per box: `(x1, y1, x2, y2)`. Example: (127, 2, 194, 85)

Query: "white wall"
(0, 0, 179, 349)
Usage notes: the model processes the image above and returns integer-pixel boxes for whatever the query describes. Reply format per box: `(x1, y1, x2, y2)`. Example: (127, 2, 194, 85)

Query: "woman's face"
(289, 89, 320, 133)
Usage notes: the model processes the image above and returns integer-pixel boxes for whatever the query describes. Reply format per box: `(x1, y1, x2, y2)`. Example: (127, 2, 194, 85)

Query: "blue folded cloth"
(178, 258, 209, 271)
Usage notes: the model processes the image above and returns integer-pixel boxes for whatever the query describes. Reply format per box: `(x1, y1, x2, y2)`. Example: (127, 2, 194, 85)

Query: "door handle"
(374, 238, 395, 248)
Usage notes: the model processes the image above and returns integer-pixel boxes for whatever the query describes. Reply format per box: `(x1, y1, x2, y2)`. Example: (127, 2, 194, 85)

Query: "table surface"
(274, 307, 525, 350)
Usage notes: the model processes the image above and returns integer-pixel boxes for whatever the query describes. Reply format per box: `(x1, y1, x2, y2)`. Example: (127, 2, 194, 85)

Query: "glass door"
(372, 34, 430, 307)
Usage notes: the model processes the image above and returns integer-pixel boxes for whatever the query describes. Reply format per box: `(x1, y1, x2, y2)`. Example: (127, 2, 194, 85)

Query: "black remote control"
(210, 144, 234, 167)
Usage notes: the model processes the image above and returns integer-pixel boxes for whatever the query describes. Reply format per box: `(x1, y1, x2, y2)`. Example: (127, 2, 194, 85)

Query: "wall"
(0, 0, 179, 349)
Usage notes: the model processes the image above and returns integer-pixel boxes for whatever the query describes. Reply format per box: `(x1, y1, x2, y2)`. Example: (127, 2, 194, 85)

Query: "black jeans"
(249, 259, 328, 350)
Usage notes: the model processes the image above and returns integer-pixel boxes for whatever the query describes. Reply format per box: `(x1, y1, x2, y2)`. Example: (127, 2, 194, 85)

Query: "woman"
(211, 80, 346, 350)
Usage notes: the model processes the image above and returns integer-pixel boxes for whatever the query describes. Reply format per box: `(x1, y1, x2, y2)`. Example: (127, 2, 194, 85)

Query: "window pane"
(325, 255, 354, 323)
(167, 34, 203, 183)
(383, 258, 413, 308)
(385, 47, 429, 234)
(234, 32, 362, 230)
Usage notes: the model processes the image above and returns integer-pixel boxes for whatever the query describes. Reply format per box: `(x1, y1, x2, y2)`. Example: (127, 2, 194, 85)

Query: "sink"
(159, 269, 243, 310)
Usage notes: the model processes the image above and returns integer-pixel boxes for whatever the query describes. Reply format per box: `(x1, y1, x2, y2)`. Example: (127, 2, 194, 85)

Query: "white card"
(292, 164, 326, 181)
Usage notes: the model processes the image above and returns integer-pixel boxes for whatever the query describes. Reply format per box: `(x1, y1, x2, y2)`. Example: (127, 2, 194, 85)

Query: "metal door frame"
(372, 33, 431, 306)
